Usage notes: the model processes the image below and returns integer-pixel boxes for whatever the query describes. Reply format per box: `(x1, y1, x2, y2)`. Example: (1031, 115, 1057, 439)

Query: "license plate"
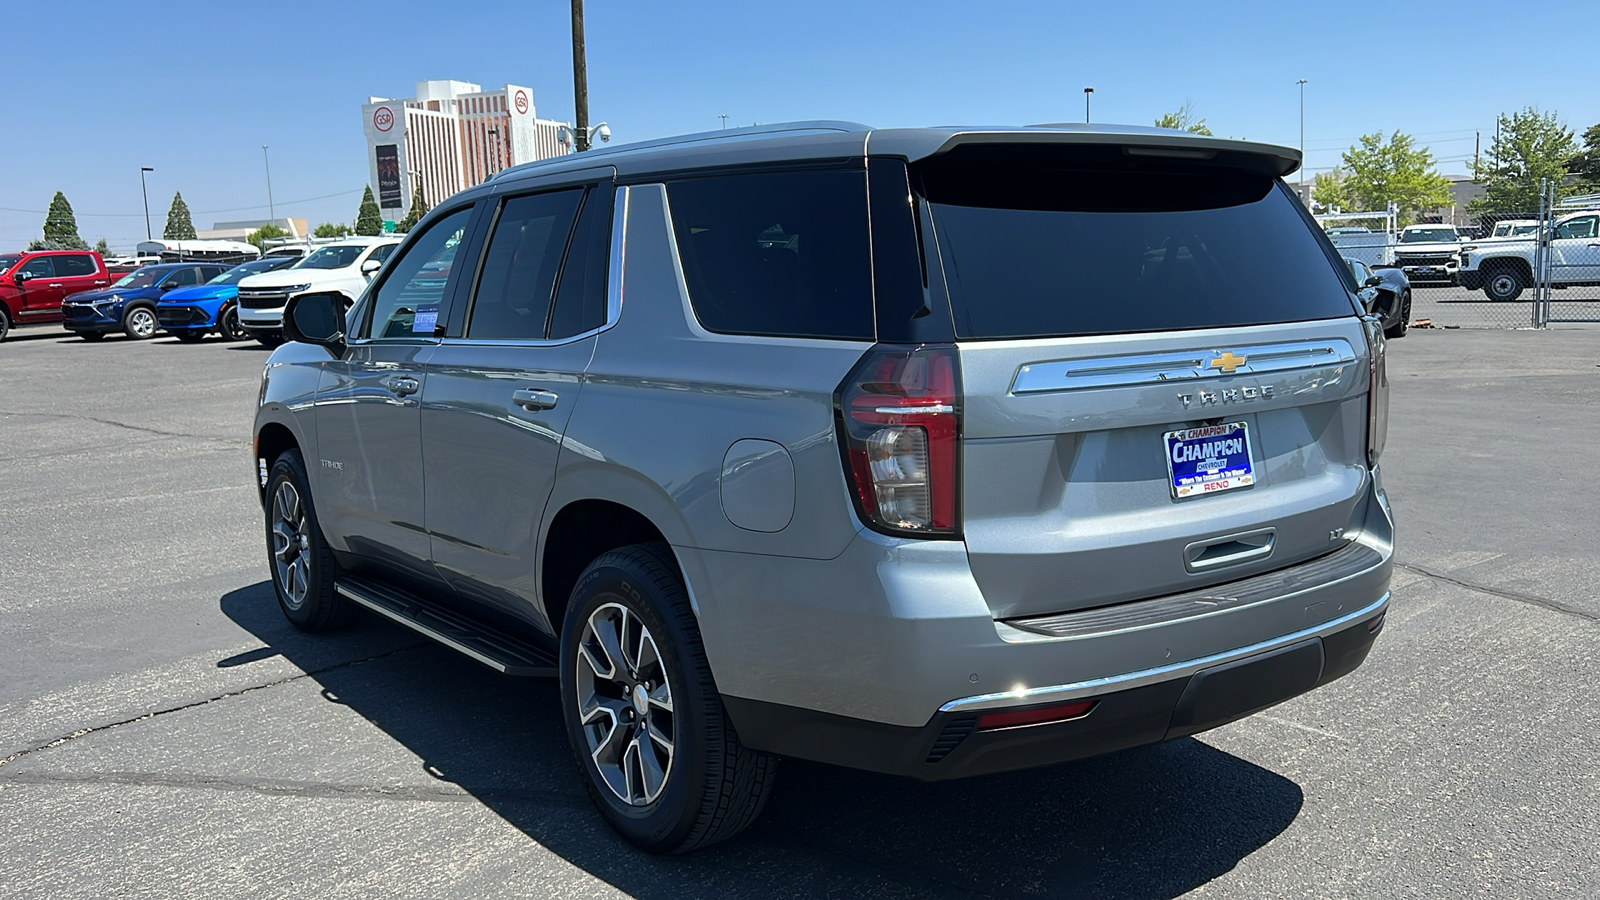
(1164, 422, 1255, 499)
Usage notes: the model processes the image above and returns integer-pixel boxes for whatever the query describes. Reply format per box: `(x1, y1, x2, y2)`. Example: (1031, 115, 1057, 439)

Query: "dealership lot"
(1, 326, 1597, 898)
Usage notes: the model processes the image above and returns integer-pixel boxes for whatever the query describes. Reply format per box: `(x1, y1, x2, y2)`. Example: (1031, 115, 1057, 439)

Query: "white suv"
(237, 237, 399, 346)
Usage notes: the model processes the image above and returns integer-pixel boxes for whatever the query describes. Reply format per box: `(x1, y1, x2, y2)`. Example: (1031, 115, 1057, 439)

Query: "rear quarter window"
(917, 151, 1357, 339)
(666, 169, 874, 340)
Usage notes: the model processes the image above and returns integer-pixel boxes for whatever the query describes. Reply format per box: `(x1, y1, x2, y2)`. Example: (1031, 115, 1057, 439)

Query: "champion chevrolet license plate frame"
(1164, 421, 1255, 499)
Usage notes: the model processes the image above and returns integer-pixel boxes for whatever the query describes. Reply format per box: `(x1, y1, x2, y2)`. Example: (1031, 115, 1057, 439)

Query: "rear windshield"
(919, 156, 1357, 339)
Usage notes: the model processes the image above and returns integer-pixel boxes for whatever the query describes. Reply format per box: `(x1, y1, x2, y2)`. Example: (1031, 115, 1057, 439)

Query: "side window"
(362, 207, 474, 340)
(163, 267, 201, 288)
(18, 256, 55, 278)
(548, 187, 613, 339)
(665, 169, 874, 340)
(466, 189, 582, 340)
(55, 254, 96, 277)
(1555, 216, 1598, 240)
(368, 244, 397, 264)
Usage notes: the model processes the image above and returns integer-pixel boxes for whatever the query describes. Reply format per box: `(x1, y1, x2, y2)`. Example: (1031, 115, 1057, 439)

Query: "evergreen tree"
(395, 185, 429, 233)
(355, 186, 383, 236)
(38, 192, 88, 250)
(94, 238, 111, 256)
(164, 191, 197, 240)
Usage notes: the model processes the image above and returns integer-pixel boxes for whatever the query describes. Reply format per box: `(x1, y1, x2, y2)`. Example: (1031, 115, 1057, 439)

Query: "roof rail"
(492, 120, 871, 180)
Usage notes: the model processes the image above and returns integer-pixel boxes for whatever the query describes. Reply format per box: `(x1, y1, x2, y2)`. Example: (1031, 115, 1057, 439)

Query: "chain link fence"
(1321, 182, 1600, 329)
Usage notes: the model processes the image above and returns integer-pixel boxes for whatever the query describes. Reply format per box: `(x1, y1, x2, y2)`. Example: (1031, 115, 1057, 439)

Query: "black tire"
(0, 307, 10, 342)
(264, 449, 359, 631)
(1483, 266, 1525, 302)
(1384, 290, 1410, 339)
(122, 305, 159, 340)
(218, 305, 248, 341)
(559, 543, 776, 854)
(173, 330, 206, 343)
(79, 331, 105, 342)
(254, 332, 284, 348)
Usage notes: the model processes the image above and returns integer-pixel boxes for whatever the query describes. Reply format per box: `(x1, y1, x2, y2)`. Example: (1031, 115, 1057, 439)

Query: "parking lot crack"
(0, 643, 427, 772)
(0, 410, 241, 444)
(1396, 561, 1599, 623)
(0, 770, 588, 807)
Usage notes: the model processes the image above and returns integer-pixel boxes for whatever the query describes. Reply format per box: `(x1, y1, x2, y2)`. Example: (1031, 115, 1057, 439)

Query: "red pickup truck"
(0, 249, 112, 341)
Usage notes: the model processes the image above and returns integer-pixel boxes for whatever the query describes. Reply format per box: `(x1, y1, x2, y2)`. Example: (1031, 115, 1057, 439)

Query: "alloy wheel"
(128, 308, 157, 338)
(270, 481, 311, 610)
(574, 602, 676, 806)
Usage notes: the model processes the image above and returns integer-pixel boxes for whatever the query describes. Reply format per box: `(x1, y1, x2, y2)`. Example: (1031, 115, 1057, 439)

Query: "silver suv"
(255, 122, 1394, 854)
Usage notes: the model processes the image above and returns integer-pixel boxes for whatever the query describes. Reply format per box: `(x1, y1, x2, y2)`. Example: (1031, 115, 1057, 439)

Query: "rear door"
(419, 180, 613, 626)
(1550, 214, 1600, 283)
(54, 253, 109, 300)
(14, 256, 64, 321)
(914, 145, 1371, 620)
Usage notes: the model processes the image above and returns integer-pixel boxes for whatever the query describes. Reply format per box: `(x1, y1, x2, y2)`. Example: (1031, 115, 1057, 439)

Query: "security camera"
(595, 123, 612, 143)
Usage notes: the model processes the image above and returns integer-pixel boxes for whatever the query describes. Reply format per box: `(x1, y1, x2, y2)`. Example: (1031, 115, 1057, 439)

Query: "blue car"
(62, 263, 229, 341)
(157, 257, 300, 342)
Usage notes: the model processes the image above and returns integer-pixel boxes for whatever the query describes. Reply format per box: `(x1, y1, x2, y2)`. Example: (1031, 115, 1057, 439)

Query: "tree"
(394, 185, 429, 234)
(94, 238, 111, 256)
(1472, 108, 1578, 215)
(163, 191, 197, 240)
(354, 186, 383, 236)
(1154, 102, 1213, 136)
(1566, 122, 1600, 193)
(1321, 131, 1452, 226)
(246, 223, 289, 251)
(30, 192, 88, 250)
(312, 222, 351, 238)
(1311, 169, 1353, 212)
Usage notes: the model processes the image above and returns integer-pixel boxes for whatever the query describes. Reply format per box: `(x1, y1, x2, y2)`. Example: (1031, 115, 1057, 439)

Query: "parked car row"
(0, 237, 400, 344)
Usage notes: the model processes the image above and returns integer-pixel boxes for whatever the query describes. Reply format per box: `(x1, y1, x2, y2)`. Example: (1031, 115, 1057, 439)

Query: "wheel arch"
(254, 418, 304, 506)
(539, 496, 684, 640)
(1481, 255, 1533, 283)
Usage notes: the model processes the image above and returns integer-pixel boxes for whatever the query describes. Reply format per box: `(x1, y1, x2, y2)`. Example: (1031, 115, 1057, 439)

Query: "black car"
(1347, 258, 1410, 338)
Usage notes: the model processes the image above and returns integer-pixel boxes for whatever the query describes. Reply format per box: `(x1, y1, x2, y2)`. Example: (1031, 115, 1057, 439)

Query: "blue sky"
(2, 0, 1592, 252)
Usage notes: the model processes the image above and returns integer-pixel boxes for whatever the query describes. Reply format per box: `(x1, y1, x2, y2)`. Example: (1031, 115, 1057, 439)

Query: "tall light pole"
(1084, 87, 1094, 124)
(718, 114, 729, 130)
(262, 146, 276, 225)
(139, 167, 154, 241)
(487, 127, 499, 177)
(571, 0, 590, 152)
(1296, 79, 1308, 194)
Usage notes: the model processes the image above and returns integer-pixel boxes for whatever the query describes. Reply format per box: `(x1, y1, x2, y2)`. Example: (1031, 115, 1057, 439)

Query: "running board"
(336, 575, 558, 677)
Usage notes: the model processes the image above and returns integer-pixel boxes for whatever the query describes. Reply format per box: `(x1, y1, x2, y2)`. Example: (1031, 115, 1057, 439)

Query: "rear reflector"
(976, 700, 1096, 731)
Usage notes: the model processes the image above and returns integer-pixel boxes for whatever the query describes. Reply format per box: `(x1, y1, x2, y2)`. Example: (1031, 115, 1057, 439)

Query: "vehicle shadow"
(222, 582, 1303, 899)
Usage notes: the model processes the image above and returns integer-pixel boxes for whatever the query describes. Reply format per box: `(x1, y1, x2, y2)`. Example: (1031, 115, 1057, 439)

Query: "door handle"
(382, 375, 420, 397)
(512, 389, 559, 411)
(48, 283, 62, 288)
(1587, 243, 1600, 248)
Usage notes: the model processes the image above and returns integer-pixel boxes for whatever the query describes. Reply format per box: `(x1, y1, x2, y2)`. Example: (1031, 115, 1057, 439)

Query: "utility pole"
(718, 114, 729, 130)
(139, 166, 154, 241)
(262, 146, 276, 225)
(487, 127, 499, 177)
(1296, 79, 1308, 194)
(1083, 87, 1094, 124)
(1474, 130, 1480, 180)
(571, 0, 590, 152)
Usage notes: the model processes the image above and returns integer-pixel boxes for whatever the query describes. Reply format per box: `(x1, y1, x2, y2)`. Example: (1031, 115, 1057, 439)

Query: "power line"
(0, 188, 363, 219)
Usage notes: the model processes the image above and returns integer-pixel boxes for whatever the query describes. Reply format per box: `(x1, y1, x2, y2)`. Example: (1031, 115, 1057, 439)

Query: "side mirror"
(282, 292, 346, 354)
(14, 271, 32, 284)
(1364, 275, 1384, 287)
(361, 259, 382, 276)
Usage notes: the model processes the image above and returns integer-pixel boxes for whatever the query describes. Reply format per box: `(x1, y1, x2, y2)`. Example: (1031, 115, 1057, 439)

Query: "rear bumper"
(690, 467, 1394, 777)
(725, 602, 1384, 780)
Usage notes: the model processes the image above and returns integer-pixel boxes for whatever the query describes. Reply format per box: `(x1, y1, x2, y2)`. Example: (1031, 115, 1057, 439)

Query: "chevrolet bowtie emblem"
(1208, 351, 1248, 374)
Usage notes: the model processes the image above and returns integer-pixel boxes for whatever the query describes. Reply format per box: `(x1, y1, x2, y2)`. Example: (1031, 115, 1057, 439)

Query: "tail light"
(836, 344, 961, 537)
(1363, 317, 1389, 465)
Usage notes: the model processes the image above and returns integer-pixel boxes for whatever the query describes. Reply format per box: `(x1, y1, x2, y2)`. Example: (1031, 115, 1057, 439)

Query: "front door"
(13, 256, 65, 322)
(421, 185, 612, 628)
(312, 206, 477, 583)
(1550, 214, 1600, 283)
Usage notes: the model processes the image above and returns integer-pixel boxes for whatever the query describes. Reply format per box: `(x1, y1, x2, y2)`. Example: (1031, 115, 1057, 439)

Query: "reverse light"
(836, 344, 961, 537)
(977, 700, 1097, 730)
(1363, 317, 1389, 466)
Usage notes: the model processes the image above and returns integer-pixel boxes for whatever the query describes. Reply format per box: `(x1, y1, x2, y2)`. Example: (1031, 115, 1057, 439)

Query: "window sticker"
(412, 303, 440, 334)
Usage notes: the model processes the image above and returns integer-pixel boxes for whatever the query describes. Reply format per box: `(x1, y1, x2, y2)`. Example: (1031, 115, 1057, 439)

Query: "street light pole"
(487, 127, 499, 178)
(1084, 87, 1094, 124)
(262, 146, 276, 225)
(139, 167, 154, 241)
(718, 114, 729, 130)
(1296, 79, 1308, 194)
(571, 0, 590, 152)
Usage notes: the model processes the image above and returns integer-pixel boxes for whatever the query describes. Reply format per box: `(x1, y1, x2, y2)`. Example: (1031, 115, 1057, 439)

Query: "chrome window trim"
(432, 185, 628, 350)
(939, 593, 1389, 714)
(1010, 339, 1358, 395)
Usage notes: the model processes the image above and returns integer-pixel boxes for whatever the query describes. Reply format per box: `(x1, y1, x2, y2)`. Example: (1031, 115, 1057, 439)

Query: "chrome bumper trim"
(938, 593, 1389, 714)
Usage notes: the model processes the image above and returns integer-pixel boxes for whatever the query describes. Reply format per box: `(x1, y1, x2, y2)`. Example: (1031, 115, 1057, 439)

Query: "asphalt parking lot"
(1410, 284, 1600, 329)
(2, 323, 1598, 899)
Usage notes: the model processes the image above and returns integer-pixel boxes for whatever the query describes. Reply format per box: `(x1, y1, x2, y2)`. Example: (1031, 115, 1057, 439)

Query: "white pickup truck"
(1390, 224, 1467, 286)
(1459, 211, 1600, 301)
